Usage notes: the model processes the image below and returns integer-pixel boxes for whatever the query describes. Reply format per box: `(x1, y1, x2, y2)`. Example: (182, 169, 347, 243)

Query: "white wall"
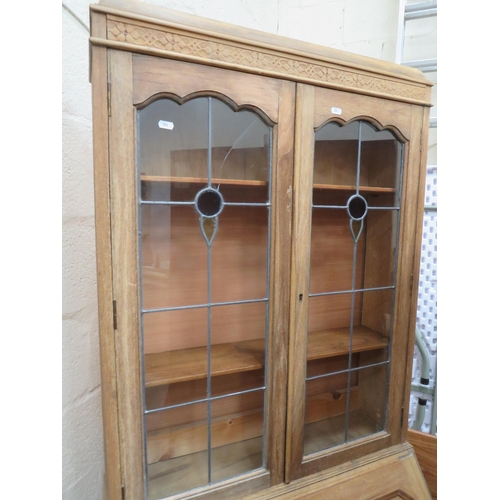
(61, 1, 436, 498)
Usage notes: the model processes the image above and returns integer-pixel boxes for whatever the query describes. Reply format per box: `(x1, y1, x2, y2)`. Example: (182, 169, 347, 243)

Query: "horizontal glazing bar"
(312, 204, 400, 210)
(140, 200, 195, 206)
(309, 285, 395, 298)
(306, 360, 390, 382)
(142, 297, 268, 314)
(224, 202, 270, 207)
(140, 200, 269, 207)
(144, 386, 266, 415)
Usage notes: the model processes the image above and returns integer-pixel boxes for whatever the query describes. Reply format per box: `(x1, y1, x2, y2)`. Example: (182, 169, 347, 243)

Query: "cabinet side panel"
(109, 49, 145, 499)
(267, 80, 295, 485)
(91, 10, 122, 500)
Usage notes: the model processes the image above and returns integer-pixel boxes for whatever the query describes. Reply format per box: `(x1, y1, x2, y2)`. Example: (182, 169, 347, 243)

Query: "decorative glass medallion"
(347, 194, 368, 220)
(195, 187, 224, 218)
(195, 187, 224, 246)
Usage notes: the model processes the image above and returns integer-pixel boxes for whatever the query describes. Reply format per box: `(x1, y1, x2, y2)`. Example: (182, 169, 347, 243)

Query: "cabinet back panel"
(310, 209, 365, 296)
(142, 204, 268, 353)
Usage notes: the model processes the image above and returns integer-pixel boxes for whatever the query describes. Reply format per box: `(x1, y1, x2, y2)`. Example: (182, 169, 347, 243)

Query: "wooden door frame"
(285, 84, 429, 481)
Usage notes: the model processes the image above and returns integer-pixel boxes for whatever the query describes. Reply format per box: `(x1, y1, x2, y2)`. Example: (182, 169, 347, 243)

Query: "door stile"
(108, 48, 146, 499)
(398, 104, 430, 445)
(266, 79, 296, 486)
(285, 83, 316, 483)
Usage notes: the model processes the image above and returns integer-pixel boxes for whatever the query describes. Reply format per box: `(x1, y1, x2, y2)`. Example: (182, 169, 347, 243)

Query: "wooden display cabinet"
(90, 1, 433, 499)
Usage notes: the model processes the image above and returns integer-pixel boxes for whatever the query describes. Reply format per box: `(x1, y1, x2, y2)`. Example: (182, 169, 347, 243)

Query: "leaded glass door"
(115, 55, 295, 499)
(286, 84, 416, 481)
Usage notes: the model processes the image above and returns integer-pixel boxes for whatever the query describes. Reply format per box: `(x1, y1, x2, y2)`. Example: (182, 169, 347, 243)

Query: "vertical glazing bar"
(208, 97, 212, 187)
(137, 116, 150, 500)
(355, 121, 362, 194)
(384, 143, 405, 428)
(344, 240, 358, 443)
(207, 245, 212, 484)
(344, 121, 362, 443)
(261, 128, 273, 468)
(206, 98, 213, 484)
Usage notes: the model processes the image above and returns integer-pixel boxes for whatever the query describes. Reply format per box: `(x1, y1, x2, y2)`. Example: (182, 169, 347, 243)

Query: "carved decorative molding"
(107, 20, 428, 103)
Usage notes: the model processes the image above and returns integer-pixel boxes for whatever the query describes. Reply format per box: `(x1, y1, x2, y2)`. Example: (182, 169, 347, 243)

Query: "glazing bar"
(224, 202, 270, 207)
(355, 122, 362, 195)
(208, 97, 212, 186)
(262, 145, 272, 467)
(207, 244, 212, 483)
(309, 285, 394, 298)
(141, 200, 195, 206)
(142, 297, 269, 314)
(144, 386, 266, 414)
(312, 205, 400, 210)
(305, 360, 390, 382)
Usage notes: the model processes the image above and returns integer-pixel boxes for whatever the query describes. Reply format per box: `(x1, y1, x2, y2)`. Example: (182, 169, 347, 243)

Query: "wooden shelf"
(313, 183, 396, 193)
(144, 326, 388, 388)
(141, 175, 267, 187)
(141, 175, 395, 193)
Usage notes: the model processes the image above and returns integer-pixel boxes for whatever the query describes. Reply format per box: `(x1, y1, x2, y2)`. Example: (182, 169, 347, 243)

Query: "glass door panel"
(303, 119, 403, 459)
(138, 96, 272, 498)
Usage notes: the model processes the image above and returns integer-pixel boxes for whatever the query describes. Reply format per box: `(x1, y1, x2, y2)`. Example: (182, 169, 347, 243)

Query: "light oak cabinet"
(90, 1, 433, 499)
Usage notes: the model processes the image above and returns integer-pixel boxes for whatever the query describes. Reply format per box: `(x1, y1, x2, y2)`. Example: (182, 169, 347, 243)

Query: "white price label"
(331, 107, 342, 115)
(158, 120, 174, 130)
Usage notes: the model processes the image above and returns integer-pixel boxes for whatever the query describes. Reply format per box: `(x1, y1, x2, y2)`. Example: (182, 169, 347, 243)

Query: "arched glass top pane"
(138, 96, 271, 204)
(313, 120, 403, 208)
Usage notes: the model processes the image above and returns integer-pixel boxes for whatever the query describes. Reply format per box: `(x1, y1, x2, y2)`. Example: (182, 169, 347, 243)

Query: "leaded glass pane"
(303, 120, 403, 460)
(138, 96, 272, 497)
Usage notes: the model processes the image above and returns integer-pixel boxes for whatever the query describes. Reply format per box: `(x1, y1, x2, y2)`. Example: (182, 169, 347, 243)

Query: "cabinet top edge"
(90, 0, 433, 102)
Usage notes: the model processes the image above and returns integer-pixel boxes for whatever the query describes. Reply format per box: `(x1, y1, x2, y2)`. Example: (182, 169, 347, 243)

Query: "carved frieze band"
(107, 20, 427, 102)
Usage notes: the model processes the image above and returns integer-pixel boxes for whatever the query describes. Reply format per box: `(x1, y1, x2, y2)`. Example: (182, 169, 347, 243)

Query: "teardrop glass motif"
(349, 218, 364, 244)
(200, 216, 218, 247)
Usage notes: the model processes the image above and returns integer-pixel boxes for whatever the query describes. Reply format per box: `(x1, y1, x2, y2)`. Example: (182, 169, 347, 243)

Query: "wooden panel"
(313, 140, 358, 186)
(147, 408, 264, 463)
(391, 105, 429, 445)
(267, 79, 295, 486)
(309, 208, 365, 297)
(313, 87, 413, 140)
(308, 327, 388, 359)
(362, 140, 399, 189)
(146, 389, 360, 465)
(145, 338, 264, 386)
(148, 439, 268, 499)
(133, 55, 281, 123)
(145, 370, 265, 411)
(90, 11, 122, 500)
(141, 175, 267, 186)
(146, 390, 265, 431)
(286, 83, 316, 482)
(108, 49, 145, 499)
(407, 430, 437, 500)
(163, 146, 269, 182)
(242, 445, 430, 500)
(305, 388, 360, 425)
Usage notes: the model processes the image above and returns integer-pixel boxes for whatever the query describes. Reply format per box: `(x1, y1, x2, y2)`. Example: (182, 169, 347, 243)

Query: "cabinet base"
(242, 443, 431, 500)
